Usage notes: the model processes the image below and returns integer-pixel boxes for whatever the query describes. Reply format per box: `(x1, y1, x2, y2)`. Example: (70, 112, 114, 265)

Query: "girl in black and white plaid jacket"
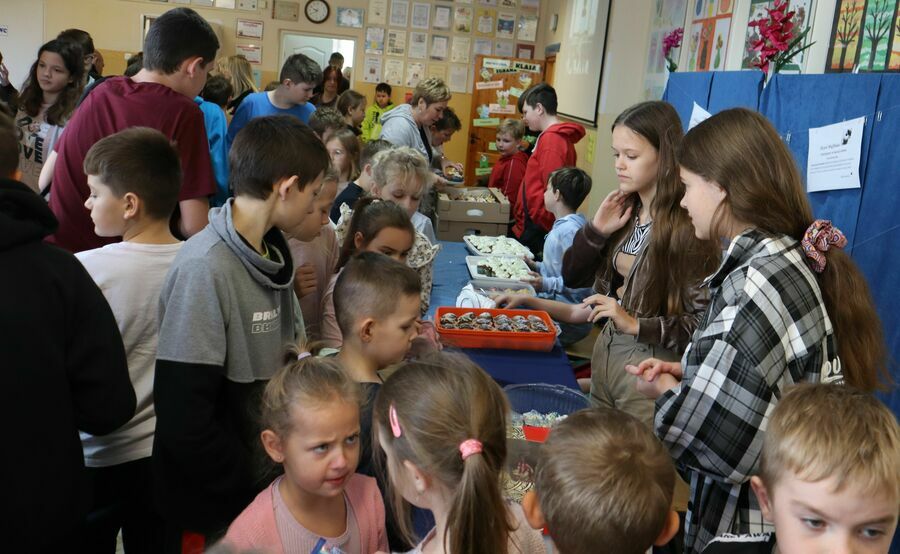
(626, 108, 888, 554)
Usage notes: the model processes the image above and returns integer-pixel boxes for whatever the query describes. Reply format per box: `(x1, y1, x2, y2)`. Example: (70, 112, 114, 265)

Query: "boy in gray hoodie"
(153, 115, 330, 552)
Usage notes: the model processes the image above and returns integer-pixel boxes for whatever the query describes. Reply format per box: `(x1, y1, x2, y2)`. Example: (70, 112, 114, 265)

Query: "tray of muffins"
(435, 307, 556, 351)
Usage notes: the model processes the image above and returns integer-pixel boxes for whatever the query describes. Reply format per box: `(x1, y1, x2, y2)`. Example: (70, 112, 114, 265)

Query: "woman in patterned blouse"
(627, 108, 888, 553)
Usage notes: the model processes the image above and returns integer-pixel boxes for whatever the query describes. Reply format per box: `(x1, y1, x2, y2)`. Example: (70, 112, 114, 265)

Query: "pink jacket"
(224, 474, 388, 554)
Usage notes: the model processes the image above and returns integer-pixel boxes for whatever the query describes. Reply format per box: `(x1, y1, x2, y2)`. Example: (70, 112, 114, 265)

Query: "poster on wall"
(387, 29, 407, 55)
(406, 61, 425, 86)
(476, 8, 497, 36)
(826, 0, 899, 72)
(236, 19, 264, 39)
(642, 0, 688, 100)
(433, 4, 452, 29)
(409, 31, 429, 58)
(384, 57, 404, 85)
(363, 56, 383, 82)
(336, 8, 365, 28)
(497, 12, 516, 38)
(495, 41, 514, 56)
(520, 0, 539, 8)
(390, 0, 409, 26)
(741, 0, 815, 70)
(516, 13, 538, 41)
(431, 34, 450, 59)
(427, 62, 447, 80)
(451, 36, 472, 63)
(454, 6, 474, 32)
(474, 38, 493, 55)
(236, 44, 261, 64)
(449, 64, 469, 92)
(366, 26, 386, 54)
(412, 2, 431, 29)
(368, 0, 388, 25)
(685, 0, 734, 72)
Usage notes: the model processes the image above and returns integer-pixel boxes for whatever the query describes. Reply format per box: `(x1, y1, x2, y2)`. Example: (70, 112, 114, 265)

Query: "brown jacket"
(562, 218, 710, 353)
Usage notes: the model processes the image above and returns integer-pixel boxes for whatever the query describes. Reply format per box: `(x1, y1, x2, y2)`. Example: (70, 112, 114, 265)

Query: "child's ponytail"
(373, 352, 514, 554)
(447, 438, 512, 554)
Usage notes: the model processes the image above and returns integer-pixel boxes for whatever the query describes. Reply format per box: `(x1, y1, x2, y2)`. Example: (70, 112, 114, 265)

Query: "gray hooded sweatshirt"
(379, 103, 429, 160)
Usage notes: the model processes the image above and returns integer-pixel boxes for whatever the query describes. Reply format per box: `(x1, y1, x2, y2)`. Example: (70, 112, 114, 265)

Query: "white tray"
(465, 256, 532, 282)
(468, 279, 536, 297)
(463, 235, 534, 259)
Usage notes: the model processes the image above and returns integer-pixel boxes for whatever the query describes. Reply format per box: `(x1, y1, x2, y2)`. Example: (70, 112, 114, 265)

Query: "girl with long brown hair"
(14, 39, 85, 192)
(373, 351, 545, 554)
(498, 100, 719, 425)
(627, 108, 888, 553)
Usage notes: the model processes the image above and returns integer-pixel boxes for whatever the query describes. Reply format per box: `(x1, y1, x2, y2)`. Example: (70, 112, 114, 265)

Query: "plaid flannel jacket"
(655, 230, 841, 553)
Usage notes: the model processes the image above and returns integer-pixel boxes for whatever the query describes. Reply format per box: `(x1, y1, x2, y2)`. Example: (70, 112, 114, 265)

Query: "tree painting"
(828, 0, 866, 72)
(890, 9, 900, 69)
(858, 0, 896, 71)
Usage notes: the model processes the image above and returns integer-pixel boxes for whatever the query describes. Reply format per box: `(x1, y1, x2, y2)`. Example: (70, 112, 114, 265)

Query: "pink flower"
(662, 27, 684, 58)
(748, 0, 800, 73)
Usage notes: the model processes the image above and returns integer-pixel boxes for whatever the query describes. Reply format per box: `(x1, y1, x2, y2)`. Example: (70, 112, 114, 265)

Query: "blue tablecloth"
(428, 241, 579, 389)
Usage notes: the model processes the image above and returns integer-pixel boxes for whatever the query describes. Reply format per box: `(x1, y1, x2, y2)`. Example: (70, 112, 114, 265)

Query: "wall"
(37, 0, 488, 165)
(535, 0, 654, 218)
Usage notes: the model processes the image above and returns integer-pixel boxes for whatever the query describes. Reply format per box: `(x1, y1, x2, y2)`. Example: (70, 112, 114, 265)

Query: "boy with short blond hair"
(489, 118, 528, 213)
(226, 53, 322, 148)
(154, 115, 330, 551)
(703, 384, 900, 553)
(76, 127, 183, 553)
(522, 408, 680, 554)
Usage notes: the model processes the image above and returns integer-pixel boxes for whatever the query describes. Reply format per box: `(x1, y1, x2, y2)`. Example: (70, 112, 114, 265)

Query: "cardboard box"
(437, 187, 510, 223)
(437, 220, 508, 241)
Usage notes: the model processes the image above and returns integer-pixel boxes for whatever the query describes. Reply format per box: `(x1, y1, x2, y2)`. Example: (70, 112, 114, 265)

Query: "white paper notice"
(688, 102, 712, 130)
(807, 116, 865, 193)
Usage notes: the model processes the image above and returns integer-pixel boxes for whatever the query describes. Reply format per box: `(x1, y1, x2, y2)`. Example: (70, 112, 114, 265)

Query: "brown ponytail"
(678, 108, 889, 390)
(373, 352, 513, 554)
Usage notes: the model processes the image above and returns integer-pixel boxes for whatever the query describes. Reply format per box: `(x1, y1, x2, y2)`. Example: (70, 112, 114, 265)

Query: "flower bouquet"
(748, 0, 815, 77)
(663, 27, 684, 72)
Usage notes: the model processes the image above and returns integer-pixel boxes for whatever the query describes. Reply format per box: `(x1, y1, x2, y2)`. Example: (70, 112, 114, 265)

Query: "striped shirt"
(654, 230, 840, 553)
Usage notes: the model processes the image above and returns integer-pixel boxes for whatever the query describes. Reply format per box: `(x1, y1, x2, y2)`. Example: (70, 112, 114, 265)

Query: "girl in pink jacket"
(224, 345, 388, 554)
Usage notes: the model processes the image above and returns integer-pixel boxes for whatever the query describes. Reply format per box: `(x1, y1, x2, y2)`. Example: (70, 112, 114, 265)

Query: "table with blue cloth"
(428, 241, 579, 390)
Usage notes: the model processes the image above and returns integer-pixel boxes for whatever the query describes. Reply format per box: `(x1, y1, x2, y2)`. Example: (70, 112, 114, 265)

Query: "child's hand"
(295, 264, 317, 298)
(592, 190, 633, 237)
(581, 294, 638, 334)
(522, 255, 538, 271)
(524, 271, 543, 291)
(625, 358, 682, 399)
(493, 294, 530, 309)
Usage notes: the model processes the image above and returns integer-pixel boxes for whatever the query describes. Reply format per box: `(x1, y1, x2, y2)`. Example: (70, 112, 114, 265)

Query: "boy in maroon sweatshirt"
(512, 83, 585, 255)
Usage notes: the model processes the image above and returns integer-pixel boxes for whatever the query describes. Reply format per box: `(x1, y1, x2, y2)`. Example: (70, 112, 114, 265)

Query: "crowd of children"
(1, 5, 898, 554)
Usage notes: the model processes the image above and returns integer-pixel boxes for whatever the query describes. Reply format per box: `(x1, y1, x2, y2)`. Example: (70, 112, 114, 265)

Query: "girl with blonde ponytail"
(373, 352, 544, 554)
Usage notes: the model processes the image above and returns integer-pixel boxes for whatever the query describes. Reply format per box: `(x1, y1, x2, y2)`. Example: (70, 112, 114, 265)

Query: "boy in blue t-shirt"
(226, 53, 322, 148)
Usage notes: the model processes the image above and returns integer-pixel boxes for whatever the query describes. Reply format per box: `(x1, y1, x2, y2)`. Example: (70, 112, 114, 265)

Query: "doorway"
(279, 31, 355, 83)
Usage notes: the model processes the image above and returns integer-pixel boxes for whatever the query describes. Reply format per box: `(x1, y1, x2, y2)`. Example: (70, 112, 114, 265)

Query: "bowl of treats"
(442, 165, 464, 183)
(435, 307, 555, 351)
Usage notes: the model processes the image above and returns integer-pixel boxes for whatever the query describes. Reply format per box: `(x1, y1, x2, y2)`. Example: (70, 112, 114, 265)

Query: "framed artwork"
(336, 7, 365, 28)
(390, 0, 409, 26)
(272, 0, 300, 21)
(236, 19, 264, 39)
(412, 2, 432, 29)
(433, 4, 452, 29)
(516, 43, 534, 59)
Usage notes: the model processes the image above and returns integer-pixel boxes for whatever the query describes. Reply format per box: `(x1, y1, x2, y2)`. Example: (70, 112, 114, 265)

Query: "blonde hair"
(373, 352, 513, 554)
(327, 128, 361, 182)
(679, 108, 888, 391)
(411, 77, 451, 106)
(534, 408, 675, 554)
(261, 342, 362, 438)
(497, 118, 525, 141)
(371, 146, 431, 194)
(215, 55, 257, 98)
(760, 384, 900, 502)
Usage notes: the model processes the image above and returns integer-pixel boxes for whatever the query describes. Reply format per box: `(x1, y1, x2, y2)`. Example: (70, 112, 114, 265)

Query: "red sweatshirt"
(512, 122, 585, 237)
(488, 150, 529, 214)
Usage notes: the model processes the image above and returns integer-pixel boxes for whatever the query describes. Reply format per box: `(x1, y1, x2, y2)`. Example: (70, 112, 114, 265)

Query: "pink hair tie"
(801, 219, 847, 273)
(297, 351, 312, 361)
(389, 404, 402, 438)
(459, 439, 483, 460)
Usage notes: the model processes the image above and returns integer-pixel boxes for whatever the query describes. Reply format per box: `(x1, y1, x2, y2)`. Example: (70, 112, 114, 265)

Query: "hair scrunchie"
(801, 219, 847, 273)
(459, 439, 483, 460)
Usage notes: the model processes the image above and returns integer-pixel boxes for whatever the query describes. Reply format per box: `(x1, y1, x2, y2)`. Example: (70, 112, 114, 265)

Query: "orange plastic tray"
(435, 307, 556, 352)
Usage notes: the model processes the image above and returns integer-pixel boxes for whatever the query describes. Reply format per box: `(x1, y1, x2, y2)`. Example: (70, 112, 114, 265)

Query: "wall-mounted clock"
(305, 0, 330, 23)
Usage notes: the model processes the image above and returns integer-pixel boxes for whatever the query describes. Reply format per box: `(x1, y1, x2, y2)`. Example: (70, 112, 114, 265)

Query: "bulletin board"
(465, 54, 545, 185)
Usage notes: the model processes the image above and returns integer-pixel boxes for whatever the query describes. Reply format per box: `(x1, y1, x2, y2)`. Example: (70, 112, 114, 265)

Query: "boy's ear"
(276, 175, 300, 200)
(653, 511, 680, 547)
(182, 56, 207, 78)
(359, 316, 376, 343)
(122, 192, 140, 220)
(750, 476, 774, 522)
(521, 490, 546, 531)
(260, 429, 285, 463)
